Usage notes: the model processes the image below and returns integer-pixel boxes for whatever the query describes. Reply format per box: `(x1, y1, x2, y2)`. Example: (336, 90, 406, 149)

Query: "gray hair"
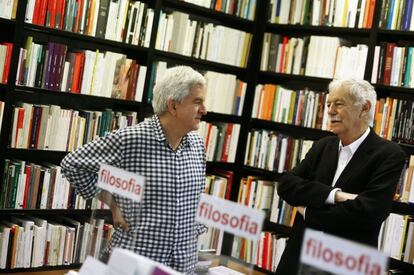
(152, 66, 206, 114)
(328, 78, 377, 126)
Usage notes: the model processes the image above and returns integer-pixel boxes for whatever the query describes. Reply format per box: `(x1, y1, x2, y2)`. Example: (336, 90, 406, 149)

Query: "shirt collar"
(150, 115, 194, 147)
(338, 127, 370, 155)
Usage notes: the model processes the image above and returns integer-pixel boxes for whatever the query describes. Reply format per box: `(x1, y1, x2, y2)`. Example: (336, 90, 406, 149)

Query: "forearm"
(61, 130, 124, 199)
(278, 172, 333, 208)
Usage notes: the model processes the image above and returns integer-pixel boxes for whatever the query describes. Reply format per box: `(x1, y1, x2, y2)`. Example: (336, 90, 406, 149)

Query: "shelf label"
(196, 193, 264, 240)
(97, 164, 145, 202)
(300, 229, 387, 275)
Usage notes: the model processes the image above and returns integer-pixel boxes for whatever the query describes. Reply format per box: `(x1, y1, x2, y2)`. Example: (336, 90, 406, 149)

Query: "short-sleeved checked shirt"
(61, 115, 207, 274)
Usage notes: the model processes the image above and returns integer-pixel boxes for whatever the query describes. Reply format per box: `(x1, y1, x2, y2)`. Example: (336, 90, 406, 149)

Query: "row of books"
(232, 233, 288, 272)
(17, 37, 147, 101)
(379, 213, 414, 264)
(233, 175, 290, 271)
(244, 130, 314, 173)
(379, 0, 414, 31)
(182, 0, 256, 20)
(268, 0, 376, 28)
(0, 217, 113, 269)
(0, 0, 18, 20)
(25, 0, 154, 47)
(198, 169, 233, 255)
(253, 84, 328, 130)
(156, 11, 252, 67)
(10, 103, 137, 151)
(371, 43, 414, 88)
(395, 155, 414, 204)
(0, 159, 110, 210)
(204, 71, 246, 116)
(237, 177, 295, 227)
(372, 97, 414, 144)
(197, 121, 240, 163)
(260, 34, 368, 79)
(0, 42, 13, 84)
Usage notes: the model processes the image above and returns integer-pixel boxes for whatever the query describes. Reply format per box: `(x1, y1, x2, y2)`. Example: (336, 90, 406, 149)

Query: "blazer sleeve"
(305, 148, 405, 231)
(277, 139, 335, 208)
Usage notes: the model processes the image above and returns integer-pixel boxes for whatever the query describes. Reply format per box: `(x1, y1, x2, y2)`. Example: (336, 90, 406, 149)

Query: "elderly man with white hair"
(275, 78, 406, 275)
(61, 66, 208, 274)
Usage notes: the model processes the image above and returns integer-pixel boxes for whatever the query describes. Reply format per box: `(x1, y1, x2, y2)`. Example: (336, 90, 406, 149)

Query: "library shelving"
(1, 0, 414, 274)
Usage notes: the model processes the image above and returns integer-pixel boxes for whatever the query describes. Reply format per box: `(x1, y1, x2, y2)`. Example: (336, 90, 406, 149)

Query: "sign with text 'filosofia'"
(97, 164, 145, 202)
(196, 193, 265, 240)
(300, 229, 388, 275)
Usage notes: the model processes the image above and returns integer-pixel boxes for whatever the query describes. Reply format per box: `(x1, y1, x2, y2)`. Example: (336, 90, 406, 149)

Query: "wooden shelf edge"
(161, 0, 254, 32)
(0, 263, 81, 273)
(23, 23, 149, 53)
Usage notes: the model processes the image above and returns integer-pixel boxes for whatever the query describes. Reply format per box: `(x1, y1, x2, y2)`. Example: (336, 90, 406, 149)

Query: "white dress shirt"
(325, 127, 371, 204)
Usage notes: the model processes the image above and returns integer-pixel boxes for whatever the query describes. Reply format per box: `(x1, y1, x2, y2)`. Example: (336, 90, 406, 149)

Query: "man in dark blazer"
(275, 78, 406, 275)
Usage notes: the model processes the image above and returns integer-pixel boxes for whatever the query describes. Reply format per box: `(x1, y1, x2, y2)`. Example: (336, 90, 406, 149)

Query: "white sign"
(300, 229, 388, 275)
(196, 194, 264, 240)
(79, 256, 107, 275)
(106, 248, 182, 275)
(97, 164, 145, 202)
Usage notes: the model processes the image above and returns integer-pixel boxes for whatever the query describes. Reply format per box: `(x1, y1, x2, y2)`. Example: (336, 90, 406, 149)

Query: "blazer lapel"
(319, 138, 340, 186)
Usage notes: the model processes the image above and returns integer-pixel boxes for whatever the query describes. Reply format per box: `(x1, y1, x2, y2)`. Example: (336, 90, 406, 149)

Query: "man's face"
(174, 85, 207, 133)
(326, 87, 365, 140)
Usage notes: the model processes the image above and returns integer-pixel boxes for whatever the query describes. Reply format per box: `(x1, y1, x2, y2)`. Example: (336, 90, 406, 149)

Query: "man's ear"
(362, 101, 371, 113)
(360, 101, 371, 118)
(166, 99, 177, 115)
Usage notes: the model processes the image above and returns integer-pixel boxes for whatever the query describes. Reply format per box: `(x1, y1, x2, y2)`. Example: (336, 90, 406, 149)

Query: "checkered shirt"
(61, 115, 207, 274)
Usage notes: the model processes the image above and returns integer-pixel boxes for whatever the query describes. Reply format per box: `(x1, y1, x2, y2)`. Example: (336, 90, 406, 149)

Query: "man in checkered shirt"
(61, 66, 208, 274)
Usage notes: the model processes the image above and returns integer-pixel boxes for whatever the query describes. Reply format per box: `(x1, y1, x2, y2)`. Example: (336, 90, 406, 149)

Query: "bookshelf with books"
(1, 0, 414, 273)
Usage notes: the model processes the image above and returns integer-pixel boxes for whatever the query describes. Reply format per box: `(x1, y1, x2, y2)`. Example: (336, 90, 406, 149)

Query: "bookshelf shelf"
(23, 23, 151, 55)
(257, 71, 332, 90)
(374, 84, 414, 101)
(161, 0, 255, 32)
(0, 209, 110, 216)
(263, 219, 292, 236)
(377, 29, 414, 40)
(22, 29, 149, 62)
(266, 23, 372, 37)
(202, 112, 242, 124)
(0, 83, 7, 98)
(5, 148, 67, 165)
(392, 201, 414, 216)
(242, 166, 281, 181)
(207, 161, 236, 171)
(250, 119, 333, 140)
(0, 17, 15, 27)
(153, 49, 247, 77)
(12, 87, 143, 112)
(389, 258, 414, 273)
(0, 263, 82, 273)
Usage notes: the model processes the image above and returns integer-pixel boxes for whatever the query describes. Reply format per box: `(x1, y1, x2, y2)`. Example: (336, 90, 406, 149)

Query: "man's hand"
(111, 202, 129, 231)
(335, 191, 358, 203)
(99, 190, 129, 231)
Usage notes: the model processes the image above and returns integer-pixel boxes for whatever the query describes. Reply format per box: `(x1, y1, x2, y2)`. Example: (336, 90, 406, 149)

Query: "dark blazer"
(275, 129, 406, 275)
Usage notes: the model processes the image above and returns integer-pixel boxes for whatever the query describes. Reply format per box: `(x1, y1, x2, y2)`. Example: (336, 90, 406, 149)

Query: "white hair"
(152, 66, 206, 114)
(329, 78, 377, 126)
